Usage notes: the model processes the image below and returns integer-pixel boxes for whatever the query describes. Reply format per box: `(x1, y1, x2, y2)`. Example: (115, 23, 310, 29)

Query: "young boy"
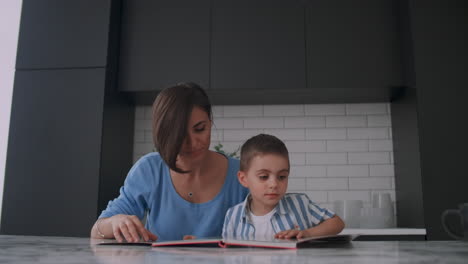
(222, 134, 345, 240)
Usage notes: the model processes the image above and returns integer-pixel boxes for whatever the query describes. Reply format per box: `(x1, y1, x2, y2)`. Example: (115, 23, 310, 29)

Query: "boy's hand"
(275, 226, 310, 239)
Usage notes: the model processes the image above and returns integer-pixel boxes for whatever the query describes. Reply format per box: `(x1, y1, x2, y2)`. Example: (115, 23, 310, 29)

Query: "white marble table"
(1, 235, 467, 264)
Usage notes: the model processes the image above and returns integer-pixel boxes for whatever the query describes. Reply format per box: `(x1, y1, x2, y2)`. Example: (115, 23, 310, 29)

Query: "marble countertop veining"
(1, 235, 467, 264)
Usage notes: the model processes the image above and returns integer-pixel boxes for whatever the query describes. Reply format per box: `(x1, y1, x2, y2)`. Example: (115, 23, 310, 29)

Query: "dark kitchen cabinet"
(2, 0, 134, 237)
(391, 0, 468, 240)
(2, 69, 105, 236)
(118, 0, 211, 92)
(306, 0, 403, 90)
(15, 0, 111, 69)
(210, 0, 306, 93)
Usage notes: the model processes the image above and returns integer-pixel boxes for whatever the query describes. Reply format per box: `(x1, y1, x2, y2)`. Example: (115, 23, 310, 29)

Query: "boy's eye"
(279, 175, 288, 180)
(259, 175, 268, 180)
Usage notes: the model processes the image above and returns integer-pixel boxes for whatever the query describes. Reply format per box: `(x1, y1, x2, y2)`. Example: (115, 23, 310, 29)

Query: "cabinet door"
(118, 0, 210, 91)
(2, 69, 106, 236)
(306, 0, 403, 89)
(16, 0, 111, 69)
(211, 0, 306, 92)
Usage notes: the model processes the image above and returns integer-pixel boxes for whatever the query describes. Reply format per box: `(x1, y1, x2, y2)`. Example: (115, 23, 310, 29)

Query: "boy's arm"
(302, 215, 345, 237)
(275, 215, 345, 239)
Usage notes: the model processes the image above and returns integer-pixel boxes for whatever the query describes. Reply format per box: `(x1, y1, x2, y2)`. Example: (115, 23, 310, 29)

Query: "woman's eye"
(194, 126, 205, 132)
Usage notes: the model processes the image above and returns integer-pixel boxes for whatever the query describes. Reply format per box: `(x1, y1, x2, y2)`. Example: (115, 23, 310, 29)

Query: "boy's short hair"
(240, 134, 289, 171)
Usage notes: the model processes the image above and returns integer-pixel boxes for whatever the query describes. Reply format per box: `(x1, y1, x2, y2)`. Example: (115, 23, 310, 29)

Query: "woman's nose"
(184, 133, 197, 147)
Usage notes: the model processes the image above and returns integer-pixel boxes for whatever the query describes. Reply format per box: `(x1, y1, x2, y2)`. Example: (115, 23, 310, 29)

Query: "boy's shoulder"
(283, 192, 312, 201)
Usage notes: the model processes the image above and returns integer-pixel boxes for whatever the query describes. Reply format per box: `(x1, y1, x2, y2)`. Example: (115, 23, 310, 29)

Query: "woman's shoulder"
(224, 154, 240, 172)
(134, 152, 164, 166)
(127, 152, 167, 177)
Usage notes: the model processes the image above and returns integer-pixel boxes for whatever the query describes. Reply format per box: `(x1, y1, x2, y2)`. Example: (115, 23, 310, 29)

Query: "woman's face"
(178, 106, 212, 163)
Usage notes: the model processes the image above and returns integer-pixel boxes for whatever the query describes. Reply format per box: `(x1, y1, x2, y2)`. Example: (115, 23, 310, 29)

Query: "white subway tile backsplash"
(347, 127, 389, 139)
(369, 140, 393, 151)
(307, 178, 348, 190)
(134, 102, 395, 215)
(213, 118, 244, 129)
(285, 141, 326, 152)
(368, 115, 392, 127)
(370, 164, 394, 177)
(223, 129, 263, 141)
(144, 130, 153, 142)
(264, 129, 305, 140)
(306, 128, 347, 140)
(134, 131, 144, 143)
(134, 119, 152, 130)
(212, 105, 223, 117)
(348, 152, 390, 164)
(144, 106, 153, 119)
(211, 141, 242, 155)
(327, 140, 368, 152)
(349, 177, 393, 190)
(244, 117, 284, 128)
(328, 191, 371, 203)
(287, 178, 307, 191)
(211, 129, 223, 142)
(135, 107, 145, 120)
(326, 116, 367, 128)
(291, 165, 327, 178)
(302, 191, 328, 203)
(306, 153, 348, 165)
(289, 153, 306, 165)
(134, 143, 154, 157)
(264, 105, 304, 116)
(327, 165, 369, 177)
(285, 116, 325, 128)
(305, 104, 346, 116)
(346, 103, 388, 115)
(224, 105, 262, 117)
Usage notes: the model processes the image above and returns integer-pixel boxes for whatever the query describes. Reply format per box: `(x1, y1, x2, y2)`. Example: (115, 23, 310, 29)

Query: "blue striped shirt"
(222, 193, 335, 239)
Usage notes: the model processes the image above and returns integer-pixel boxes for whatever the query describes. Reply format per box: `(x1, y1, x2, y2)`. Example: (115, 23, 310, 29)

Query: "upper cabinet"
(210, 0, 306, 92)
(16, 0, 111, 69)
(306, 0, 403, 89)
(118, 0, 404, 104)
(118, 0, 210, 92)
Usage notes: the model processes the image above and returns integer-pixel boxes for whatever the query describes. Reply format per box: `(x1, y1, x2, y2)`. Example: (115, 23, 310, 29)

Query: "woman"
(90, 83, 248, 242)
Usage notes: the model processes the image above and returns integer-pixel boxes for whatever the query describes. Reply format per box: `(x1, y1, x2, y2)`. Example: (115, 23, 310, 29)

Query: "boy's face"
(238, 153, 289, 215)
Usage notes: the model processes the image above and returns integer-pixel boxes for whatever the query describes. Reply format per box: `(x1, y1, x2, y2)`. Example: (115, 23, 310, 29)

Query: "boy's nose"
(268, 178, 278, 188)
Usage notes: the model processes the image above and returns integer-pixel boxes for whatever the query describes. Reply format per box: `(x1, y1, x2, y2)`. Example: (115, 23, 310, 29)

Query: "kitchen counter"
(1, 235, 467, 264)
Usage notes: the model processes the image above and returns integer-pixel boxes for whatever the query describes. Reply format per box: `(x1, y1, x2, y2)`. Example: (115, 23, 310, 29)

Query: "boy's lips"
(264, 193, 279, 198)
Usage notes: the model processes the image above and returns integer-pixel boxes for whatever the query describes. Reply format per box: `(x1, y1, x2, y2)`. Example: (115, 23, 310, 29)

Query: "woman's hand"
(109, 214, 158, 243)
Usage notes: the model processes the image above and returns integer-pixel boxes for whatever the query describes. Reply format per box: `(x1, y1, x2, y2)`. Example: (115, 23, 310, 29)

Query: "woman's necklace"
(188, 192, 193, 197)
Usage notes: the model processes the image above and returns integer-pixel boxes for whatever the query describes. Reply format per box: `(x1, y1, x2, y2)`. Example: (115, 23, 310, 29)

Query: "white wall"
(0, 0, 23, 226)
(133, 103, 396, 220)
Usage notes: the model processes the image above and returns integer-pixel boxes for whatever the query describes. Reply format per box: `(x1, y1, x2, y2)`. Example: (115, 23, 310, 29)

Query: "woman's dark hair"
(152, 82, 212, 173)
(240, 134, 289, 171)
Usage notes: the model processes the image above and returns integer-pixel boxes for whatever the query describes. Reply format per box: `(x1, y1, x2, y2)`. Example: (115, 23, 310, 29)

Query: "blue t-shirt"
(99, 152, 248, 241)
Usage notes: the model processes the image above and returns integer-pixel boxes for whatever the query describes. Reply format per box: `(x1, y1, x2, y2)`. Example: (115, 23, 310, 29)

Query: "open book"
(151, 234, 358, 249)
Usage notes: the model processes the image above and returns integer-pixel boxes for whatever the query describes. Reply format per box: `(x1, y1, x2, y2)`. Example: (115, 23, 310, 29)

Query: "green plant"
(213, 143, 240, 158)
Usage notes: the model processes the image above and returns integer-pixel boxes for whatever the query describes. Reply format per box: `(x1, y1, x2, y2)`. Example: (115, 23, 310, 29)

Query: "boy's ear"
(237, 171, 249, 188)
